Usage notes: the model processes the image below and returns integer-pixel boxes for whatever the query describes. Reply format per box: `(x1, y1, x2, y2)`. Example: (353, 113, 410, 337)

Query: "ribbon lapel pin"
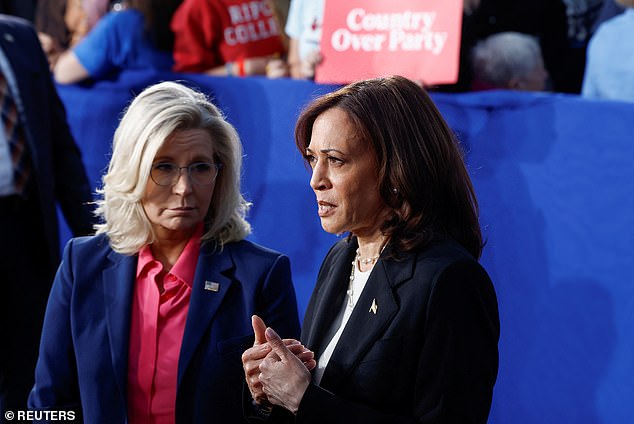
(369, 298, 378, 314)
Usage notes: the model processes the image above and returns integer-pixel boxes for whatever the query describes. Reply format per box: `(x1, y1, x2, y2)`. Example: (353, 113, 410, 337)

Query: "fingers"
(258, 343, 312, 414)
(244, 322, 308, 407)
(242, 344, 271, 365)
(286, 343, 309, 355)
(242, 343, 271, 405)
(294, 350, 314, 364)
(288, 346, 315, 371)
(252, 315, 267, 345)
(242, 339, 301, 366)
(265, 327, 292, 361)
(304, 358, 317, 371)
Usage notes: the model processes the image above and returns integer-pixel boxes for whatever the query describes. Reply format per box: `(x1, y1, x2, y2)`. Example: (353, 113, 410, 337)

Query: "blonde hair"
(94, 81, 251, 254)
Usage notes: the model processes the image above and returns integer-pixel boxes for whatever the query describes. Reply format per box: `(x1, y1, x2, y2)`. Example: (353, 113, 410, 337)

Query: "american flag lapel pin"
(204, 281, 220, 292)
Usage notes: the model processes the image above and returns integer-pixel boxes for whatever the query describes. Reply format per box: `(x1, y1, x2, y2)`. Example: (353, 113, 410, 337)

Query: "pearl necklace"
(347, 249, 379, 307)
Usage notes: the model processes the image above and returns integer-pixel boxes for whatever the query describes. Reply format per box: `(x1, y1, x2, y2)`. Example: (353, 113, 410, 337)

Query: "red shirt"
(127, 230, 201, 424)
(171, 0, 285, 72)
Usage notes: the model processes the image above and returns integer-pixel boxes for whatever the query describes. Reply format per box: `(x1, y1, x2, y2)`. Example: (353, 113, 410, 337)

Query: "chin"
(320, 221, 343, 235)
(161, 218, 199, 232)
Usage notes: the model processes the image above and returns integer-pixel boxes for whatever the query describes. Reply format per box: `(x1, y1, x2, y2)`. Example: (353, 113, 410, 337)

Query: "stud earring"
(391, 188, 398, 195)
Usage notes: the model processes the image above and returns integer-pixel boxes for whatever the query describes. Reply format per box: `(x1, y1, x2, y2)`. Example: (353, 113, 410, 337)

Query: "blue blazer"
(29, 234, 300, 423)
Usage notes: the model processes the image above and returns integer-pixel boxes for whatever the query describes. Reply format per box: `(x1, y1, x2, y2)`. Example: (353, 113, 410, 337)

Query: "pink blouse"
(127, 229, 201, 424)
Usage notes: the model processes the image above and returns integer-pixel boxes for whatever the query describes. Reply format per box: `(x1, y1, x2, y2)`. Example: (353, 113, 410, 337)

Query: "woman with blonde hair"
(29, 81, 303, 423)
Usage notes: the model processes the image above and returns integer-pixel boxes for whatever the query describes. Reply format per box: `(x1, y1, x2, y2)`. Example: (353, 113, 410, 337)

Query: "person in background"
(581, 0, 634, 101)
(593, 0, 626, 30)
(83, 0, 111, 28)
(561, 0, 604, 49)
(471, 32, 550, 91)
(35, 0, 110, 69)
(284, 0, 323, 80)
(242, 76, 500, 423)
(0, 14, 95, 419)
(53, 0, 182, 84)
(268, 0, 289, 50)
(171, 0, 286, 77)
(260, 0, 291, 78)
(436, 0, 578, 93)
(28, 81, 303, 423)
(474, 0, 580, 93)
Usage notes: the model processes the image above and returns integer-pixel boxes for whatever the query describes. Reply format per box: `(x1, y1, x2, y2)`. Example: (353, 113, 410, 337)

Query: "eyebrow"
(153, 154, 214, 163)
(306, 147, 346, 155)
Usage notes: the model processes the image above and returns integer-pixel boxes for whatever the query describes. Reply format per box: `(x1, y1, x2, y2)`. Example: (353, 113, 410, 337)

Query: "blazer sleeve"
(294, 259, 500, 424)
(255, 253, 301, 341)
(242, 253, 301, 423)
(28, 239, 84, 422)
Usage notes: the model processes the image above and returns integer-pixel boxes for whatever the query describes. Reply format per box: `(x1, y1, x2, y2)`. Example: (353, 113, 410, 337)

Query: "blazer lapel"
(303, 242, 357, 356)
(102, 251, 137, 403)
(319, 250, 416, 389)
(177, 242, 234, 385)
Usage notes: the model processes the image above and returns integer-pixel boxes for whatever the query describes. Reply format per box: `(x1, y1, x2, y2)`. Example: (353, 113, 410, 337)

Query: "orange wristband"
(238, 58, 246, 77)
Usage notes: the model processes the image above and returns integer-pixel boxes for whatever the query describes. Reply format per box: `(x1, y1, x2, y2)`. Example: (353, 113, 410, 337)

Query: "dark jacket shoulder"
(224, 239, 287, 263)
(323, 237, 479, 271)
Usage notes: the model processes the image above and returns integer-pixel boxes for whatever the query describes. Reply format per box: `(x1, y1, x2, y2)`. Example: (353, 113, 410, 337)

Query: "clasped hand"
(242, 315, 316, 414)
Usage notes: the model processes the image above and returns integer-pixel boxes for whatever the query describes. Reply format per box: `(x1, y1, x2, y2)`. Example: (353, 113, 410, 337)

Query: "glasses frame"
(150, 162, 223, 187)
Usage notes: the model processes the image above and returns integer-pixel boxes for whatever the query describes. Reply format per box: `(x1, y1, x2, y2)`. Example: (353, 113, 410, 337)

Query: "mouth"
(169, 206, 196, 214)
(317, 201, 336, 217)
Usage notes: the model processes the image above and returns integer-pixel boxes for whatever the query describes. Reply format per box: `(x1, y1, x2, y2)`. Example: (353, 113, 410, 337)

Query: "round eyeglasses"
(150, 162, 223, 186)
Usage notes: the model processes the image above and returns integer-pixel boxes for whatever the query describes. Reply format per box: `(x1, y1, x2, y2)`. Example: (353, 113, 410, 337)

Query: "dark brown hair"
(295, 76, 483, 258)
(128, 0, 182, 51)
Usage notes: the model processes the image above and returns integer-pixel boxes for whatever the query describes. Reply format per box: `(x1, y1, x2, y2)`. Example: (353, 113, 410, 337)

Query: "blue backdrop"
(57, 71, 634, 423)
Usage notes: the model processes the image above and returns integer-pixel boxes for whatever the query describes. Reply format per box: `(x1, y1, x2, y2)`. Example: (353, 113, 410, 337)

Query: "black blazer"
(291, 237, 499, 423)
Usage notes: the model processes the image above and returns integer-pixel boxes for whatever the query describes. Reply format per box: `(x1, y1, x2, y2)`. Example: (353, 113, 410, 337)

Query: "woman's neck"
(356, 233, 387, 272)
(150, 225, 199, 271)
(150, 239, 188, 272)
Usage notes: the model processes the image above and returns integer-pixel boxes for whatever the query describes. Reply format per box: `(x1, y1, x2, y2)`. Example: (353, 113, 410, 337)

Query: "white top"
(284, 0, 324, 61)
(313, 260, 372, 385)
(0, 45, 21, 196)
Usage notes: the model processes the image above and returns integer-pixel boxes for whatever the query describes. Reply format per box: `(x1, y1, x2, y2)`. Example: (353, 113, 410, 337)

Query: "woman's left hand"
(259, 327, 312, 414)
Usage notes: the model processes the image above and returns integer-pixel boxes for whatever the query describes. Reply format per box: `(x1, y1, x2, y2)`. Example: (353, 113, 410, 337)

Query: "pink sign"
(316, 0, 463, 85)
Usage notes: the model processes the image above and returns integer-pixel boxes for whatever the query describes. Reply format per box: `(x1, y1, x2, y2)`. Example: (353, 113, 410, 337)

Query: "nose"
(172, 168, 193, 195)
(309, 160, 330, 191)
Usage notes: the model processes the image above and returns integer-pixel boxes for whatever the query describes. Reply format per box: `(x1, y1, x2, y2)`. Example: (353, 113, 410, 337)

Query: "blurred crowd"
(1, 0, 632, 97)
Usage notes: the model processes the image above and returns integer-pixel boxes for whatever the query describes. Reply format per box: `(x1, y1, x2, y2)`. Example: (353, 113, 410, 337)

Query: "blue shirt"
(582, 9, 634, 102)
(73, 9, 173, 79)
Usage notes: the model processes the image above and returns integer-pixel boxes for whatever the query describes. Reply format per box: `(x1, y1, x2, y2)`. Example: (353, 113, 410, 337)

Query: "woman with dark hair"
(242, 75, 499, 423)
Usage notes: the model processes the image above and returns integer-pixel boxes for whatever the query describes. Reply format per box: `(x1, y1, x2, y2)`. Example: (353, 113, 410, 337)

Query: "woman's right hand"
(242, 315, 315, 404)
